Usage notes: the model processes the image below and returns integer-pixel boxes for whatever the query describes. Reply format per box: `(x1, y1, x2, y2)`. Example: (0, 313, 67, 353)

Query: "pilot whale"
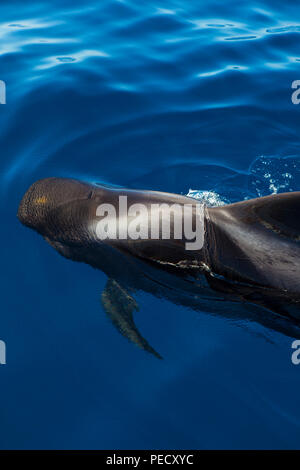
(18, 177, 300, 357)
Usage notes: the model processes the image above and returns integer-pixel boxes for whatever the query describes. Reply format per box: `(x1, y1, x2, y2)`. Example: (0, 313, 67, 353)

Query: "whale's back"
(208, 192, 300, 295)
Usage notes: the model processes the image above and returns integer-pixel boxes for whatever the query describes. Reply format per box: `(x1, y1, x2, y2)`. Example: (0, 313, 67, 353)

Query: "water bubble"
(248, 156, 300, 197)
(56, 56, 76, 63)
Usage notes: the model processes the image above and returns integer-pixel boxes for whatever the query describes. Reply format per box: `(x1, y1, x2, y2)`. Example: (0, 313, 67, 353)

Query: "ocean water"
(1, 0, 300, 449)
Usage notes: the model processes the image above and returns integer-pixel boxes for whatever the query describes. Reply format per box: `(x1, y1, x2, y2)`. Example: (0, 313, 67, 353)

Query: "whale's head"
(18, 177, 97, 241)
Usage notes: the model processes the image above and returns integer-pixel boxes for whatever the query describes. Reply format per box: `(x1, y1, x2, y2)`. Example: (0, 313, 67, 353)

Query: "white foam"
(186, 189, 229, 207)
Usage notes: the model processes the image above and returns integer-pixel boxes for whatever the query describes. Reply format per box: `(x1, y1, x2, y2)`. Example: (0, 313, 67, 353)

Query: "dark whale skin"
(18, 177, 300, 341)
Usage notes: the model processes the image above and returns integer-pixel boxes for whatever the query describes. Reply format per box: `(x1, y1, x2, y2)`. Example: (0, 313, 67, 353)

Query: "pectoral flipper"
(101, 279, 162, 359)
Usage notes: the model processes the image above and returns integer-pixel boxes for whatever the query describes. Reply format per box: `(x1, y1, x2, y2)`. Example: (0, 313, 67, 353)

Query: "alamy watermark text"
(0, 80, 6, 104)
(95, 196, 205, 250)
(0, 340, 6, 365)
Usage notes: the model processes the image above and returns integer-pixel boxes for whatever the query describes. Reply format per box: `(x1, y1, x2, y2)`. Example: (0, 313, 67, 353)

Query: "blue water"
(1, 0, 300, 450)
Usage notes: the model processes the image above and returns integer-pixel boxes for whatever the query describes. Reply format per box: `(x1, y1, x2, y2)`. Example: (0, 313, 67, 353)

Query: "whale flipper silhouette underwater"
(18, 177, 300, 358)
